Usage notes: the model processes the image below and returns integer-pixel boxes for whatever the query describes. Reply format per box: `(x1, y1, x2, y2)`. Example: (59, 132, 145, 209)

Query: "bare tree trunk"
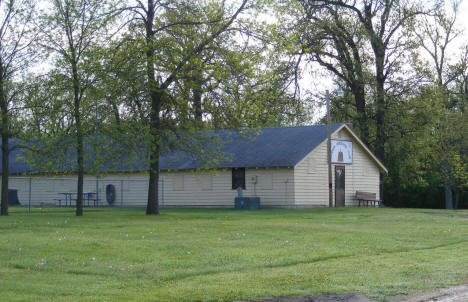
(1, 133, 8, 216)
(146, 89, 161, 215)
(145, 0, 160, 215)
(0, 62, 8, 216)
(374, 51, 386, 162)
(72, 61, 83, 216)
(362, 4, 387, 162)
(147, 136, 160, 215)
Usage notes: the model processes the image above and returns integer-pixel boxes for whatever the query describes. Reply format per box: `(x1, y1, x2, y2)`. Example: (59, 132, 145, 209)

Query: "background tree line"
(273, 0, 468, 209)
(0, 0, 466, 216)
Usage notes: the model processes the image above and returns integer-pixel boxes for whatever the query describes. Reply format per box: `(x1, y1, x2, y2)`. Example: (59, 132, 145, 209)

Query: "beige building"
(4, 124, 387, 208)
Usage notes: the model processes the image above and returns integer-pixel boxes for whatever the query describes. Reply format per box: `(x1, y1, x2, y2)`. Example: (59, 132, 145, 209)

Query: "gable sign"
(331, 140, 352, 164)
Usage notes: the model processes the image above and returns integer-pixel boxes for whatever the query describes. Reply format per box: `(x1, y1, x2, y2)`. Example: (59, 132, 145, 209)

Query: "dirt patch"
(238, 285, 468, 302)
(239, 294, 374, 302)
(388, 285, 468, 302)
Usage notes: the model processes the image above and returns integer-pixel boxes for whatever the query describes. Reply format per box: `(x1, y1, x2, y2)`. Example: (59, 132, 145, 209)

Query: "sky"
(457, 1, 468, 29)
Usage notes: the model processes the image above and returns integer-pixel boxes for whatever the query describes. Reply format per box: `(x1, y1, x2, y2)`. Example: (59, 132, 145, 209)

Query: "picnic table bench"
(56, 192, 100, 207)
(356, 191, 382, 207)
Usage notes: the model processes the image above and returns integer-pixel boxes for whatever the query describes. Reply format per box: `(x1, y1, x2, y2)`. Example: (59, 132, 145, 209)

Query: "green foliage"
(432, 111, 468, 188)
(0, 0, 38, 215)
(271, 0, 466, 208)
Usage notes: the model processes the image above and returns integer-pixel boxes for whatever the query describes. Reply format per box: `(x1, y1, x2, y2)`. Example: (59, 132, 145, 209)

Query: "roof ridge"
(211, 123, 345, 132)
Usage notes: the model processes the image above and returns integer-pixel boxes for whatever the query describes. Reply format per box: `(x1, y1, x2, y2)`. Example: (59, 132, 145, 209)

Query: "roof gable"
(332, 124, 388, 173)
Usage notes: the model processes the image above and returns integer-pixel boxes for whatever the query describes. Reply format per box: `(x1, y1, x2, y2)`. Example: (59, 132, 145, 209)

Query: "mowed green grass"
(1, 207, 467, 302)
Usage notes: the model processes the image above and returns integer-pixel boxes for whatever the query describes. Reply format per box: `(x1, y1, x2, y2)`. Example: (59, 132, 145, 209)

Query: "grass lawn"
(1, 207, 467, 302)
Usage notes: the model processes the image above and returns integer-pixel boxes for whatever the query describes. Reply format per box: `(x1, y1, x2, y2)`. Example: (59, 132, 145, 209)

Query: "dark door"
(335, 166, 345, 207)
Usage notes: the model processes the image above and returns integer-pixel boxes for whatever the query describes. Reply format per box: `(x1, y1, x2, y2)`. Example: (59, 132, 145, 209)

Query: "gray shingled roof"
(2, 124, 344, 174)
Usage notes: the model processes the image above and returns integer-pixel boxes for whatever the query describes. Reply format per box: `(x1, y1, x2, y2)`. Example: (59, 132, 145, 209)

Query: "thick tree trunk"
(374, 53, 386, 162)
(361, 4, 386, 162)
(444, 182, 453, 209)
(146, 93, 161, 215)
(75, 124, 84, 217)
(146, 87, 161, 215)
(72, 62, 83, 216)
(146, 136, 160, 215)
(145, 0, 160, 215)
(1, 132, 8, 216)
(0, 64, 8, 216)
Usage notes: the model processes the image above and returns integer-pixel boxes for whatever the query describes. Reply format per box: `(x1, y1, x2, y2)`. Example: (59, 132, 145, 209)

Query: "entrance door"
(335, 166, 345, 207)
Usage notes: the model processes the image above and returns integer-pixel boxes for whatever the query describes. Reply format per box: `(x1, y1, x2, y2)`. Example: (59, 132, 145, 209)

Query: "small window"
(173, 174, 184, 191)
(232, 168, 246, 190)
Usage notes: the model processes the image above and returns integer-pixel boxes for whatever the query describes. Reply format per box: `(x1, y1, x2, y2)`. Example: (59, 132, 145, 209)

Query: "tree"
(292, 0, 434, 161)
(120, 0, 250, 215)
(39, 0, 112, 216)
(451, 45, 468, 113)
(177, 40, 309, 129)
(412, 1, 467, 208)
(0, 0, 36, 216)
(413, 1, 462, 88)
(289, 2, 372, 144)
(432, 110, 467, 209)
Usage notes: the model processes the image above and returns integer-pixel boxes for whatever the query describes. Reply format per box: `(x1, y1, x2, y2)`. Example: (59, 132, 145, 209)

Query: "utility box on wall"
(234, 197, 260, 209)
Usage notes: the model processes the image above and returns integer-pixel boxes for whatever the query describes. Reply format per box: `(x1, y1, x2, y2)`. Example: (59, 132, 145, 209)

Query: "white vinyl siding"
(293, 127, 380, 207)
(161, 168, 294, 208)
(3, 168, 295, 208)
(197, 174, 213, 191)
(259, 173, 273, 190)
(4, 174, 150, 207)
(307, 158, 316, 174)
(173, 174, 184, 191)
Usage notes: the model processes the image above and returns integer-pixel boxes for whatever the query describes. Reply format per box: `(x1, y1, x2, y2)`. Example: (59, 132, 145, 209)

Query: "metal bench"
(356, 191, 382, 207)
